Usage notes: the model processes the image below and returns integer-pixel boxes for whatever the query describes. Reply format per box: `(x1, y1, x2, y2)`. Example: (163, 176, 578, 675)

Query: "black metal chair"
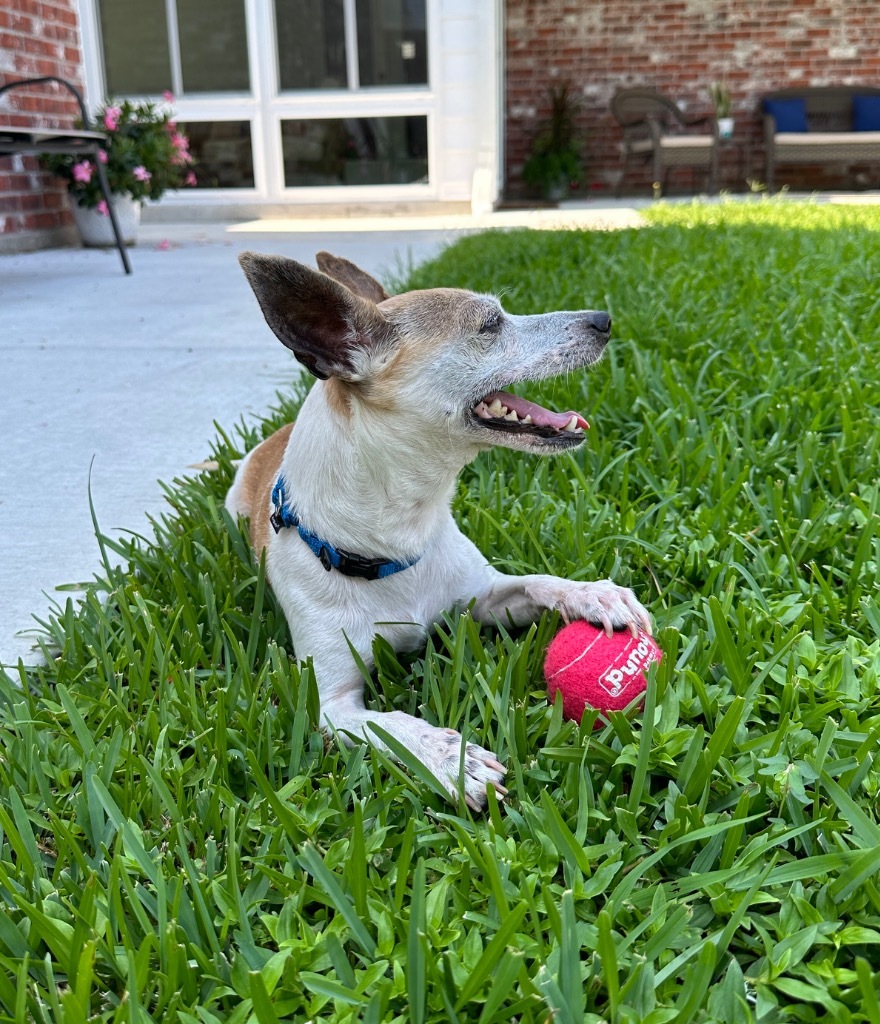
(0, 76, 131, 273)
(610, 87, 718, 196)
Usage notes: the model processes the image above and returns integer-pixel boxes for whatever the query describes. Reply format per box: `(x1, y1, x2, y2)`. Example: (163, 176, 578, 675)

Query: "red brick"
(505, 0, 880, 196)
(41, 21, 77, 43)
(0, 1, 84, 243)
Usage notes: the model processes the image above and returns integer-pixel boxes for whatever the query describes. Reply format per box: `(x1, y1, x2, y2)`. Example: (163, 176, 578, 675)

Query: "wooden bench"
(760, 85, 880, 192)
(0, 76, 131, 273)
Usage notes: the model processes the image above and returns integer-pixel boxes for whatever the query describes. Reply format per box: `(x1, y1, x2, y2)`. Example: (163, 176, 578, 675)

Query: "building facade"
(1, 0, 504, 249)
(505, 0, 880, 198)
(3, 0, 880, 252)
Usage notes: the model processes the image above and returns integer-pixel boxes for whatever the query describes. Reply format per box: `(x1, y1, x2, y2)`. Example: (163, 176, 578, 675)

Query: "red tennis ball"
(544, 621, 662, 723)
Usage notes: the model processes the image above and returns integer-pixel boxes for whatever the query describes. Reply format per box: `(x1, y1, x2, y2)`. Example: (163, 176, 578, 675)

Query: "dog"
(227, 251, 652, 810)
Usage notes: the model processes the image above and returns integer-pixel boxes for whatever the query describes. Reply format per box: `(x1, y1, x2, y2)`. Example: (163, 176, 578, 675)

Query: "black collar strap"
(270, 476, 421, 581)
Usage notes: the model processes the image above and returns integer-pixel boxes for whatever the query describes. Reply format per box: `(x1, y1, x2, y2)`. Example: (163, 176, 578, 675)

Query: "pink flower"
(133, 165, 152, 182)
(185, 170, 197, 186)
(162, 90, 174, 102)
(170, 130, 192, 165)
(103, 105, 121, 131)
(71, 160, 92, 184)
(96, 199, 109, 217)
(97, 149, 108, 164)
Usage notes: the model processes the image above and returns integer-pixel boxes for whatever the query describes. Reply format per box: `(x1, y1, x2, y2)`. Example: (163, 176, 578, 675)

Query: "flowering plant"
(43, 96, 196, 214)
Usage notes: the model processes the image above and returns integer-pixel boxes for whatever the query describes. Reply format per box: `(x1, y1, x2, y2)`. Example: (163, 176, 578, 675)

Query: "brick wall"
(0, 0, 84, 251)
(505, 0, 880, 197)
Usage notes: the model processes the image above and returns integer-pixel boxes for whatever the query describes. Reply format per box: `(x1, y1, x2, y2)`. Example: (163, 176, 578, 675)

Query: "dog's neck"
(280, 382, 479, 560)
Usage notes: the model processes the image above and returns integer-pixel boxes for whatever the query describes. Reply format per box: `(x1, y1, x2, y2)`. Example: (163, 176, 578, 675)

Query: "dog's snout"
(587, 311, 612, 334)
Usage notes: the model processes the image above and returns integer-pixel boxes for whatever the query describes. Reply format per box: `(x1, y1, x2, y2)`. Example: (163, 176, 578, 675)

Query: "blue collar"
(270, 476, 421, 580)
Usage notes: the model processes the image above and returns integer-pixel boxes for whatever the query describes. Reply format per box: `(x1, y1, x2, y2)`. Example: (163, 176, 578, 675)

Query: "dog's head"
(239, 251, 611, 455)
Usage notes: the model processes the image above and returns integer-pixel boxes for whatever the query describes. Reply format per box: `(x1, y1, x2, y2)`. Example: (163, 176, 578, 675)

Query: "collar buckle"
(335, 550, 394, 580)
(318, 545, 333, 572)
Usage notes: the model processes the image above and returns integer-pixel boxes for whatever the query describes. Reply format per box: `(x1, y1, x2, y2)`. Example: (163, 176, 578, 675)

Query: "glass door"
(93, 0, 257, 190)
(86, 0, 435, 202)
(272, 0, 432, 193)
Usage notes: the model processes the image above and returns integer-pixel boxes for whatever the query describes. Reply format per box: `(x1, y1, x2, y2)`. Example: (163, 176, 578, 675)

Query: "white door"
(78, 0, 497, 208)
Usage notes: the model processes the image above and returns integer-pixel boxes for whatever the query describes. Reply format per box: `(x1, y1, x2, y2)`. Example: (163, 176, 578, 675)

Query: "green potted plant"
(43, 96, 196, 246)
(523, 83, 584, 201)
(709, 81, 734, 138)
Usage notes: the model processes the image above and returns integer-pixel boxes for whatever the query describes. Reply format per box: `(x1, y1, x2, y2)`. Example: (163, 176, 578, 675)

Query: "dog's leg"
(469, 570, 652, 637)
(311, 649, 507, 811)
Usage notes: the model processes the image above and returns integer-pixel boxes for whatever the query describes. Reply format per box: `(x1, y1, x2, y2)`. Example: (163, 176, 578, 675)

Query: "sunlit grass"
(2, 198, 880, 1021)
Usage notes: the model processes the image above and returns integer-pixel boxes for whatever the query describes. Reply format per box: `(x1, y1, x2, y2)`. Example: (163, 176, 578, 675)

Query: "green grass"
(3, 197, 880, 1022)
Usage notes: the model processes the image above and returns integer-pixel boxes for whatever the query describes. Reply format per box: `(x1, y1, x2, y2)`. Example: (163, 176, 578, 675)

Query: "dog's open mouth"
(472, 391, 589, 440)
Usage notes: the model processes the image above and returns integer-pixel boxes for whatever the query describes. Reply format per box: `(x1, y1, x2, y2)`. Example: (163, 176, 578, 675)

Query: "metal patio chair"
(0, 76, 131, 273)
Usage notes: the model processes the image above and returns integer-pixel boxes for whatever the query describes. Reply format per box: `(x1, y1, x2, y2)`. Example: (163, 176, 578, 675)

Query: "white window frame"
(78, 0, 439, 205)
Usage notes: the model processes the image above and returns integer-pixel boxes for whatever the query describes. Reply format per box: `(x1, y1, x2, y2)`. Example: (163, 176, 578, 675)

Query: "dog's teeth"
(475, 402, 491, 419)
(505, 410, 519, 422)
(522, 414, 533, 424)
(488, 398, 505, 417)
(563, 415, 579, 432)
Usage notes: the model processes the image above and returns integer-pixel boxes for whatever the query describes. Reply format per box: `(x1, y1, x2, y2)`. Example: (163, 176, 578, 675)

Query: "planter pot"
(717, 117, 735, 139)
(71, 194, 141, 247)
(544, 178, 570, 202)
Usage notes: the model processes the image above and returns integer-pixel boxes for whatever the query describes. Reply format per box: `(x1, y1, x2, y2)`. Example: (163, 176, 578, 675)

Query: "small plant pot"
(71, 194, 141, 247)
(717, 117, 735, 139)
(544, 178, 570, 202)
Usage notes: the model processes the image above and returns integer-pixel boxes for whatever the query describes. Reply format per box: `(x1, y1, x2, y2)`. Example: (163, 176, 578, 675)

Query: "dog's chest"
(265, 526, 472, 654)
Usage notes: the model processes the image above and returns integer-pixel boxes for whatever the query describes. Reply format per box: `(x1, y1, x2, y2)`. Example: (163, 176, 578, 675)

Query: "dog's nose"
(587, 311, 612, 334)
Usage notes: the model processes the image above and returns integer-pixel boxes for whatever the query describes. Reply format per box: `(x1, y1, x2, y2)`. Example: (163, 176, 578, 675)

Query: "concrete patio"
(0, 202, 650, 670)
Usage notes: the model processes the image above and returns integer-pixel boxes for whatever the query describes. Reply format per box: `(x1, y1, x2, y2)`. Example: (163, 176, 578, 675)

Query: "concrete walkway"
(0, 203, 647, 670)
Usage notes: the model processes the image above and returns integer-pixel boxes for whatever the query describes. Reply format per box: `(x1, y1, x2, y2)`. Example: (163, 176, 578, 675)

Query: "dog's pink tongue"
(487, 391, 589, 430)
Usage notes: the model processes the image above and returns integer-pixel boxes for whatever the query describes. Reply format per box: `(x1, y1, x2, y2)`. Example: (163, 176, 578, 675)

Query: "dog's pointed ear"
(315, 251, 390, 303)
(239, 252, 390, 380)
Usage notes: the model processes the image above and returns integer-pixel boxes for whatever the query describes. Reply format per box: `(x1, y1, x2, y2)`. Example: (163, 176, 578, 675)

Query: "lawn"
(2, 199, 880, 1022)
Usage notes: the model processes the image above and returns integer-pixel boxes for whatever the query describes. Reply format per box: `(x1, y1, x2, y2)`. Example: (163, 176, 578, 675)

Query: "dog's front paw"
(569, 579, 652, 636)
(429, 729, 507, 812)
(530, 578, 652, 636)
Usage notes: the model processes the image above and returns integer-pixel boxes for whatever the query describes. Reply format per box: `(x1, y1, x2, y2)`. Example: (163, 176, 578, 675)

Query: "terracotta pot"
(71, 194, 141, 247)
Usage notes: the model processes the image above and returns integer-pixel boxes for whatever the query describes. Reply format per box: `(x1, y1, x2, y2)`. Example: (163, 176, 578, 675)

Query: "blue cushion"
(763, 97, 808, 133)
(853, 95, 880, 132)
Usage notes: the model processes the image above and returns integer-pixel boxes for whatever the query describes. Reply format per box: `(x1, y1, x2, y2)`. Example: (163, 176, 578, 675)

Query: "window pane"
(275, 0, 347, 91)
(356, 0, 427, 87)
(183, 121, 255, 188)
(178, 0, 250, 93)
(281, 116, 427, 187)
(98, 0, 173, 95)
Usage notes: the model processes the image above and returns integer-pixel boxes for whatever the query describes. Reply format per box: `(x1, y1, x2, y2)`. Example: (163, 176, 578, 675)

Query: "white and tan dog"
(227, 251, 651, 809)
